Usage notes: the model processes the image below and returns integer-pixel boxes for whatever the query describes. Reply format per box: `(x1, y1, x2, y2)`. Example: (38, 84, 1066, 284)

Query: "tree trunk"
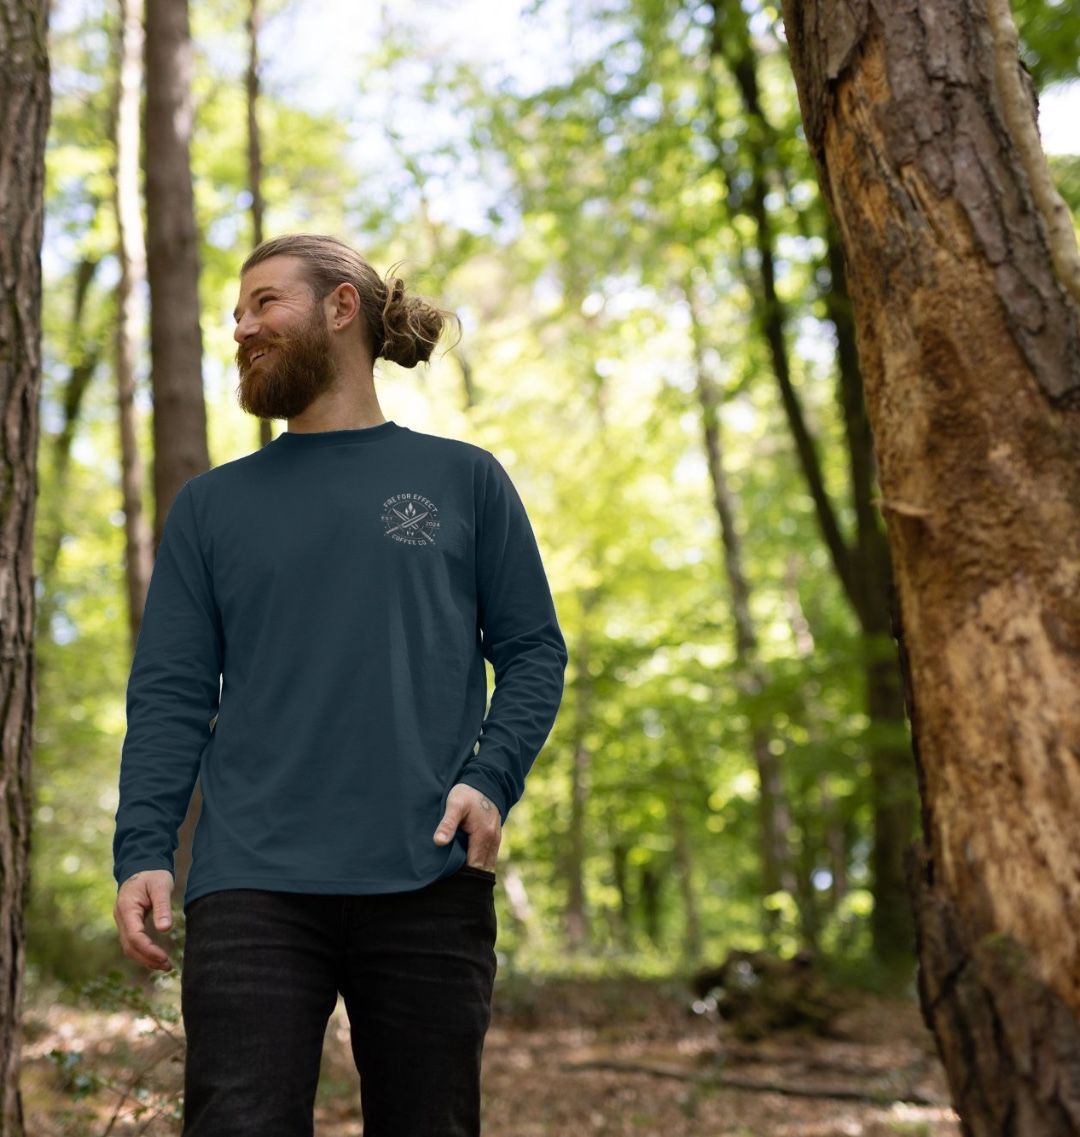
(0, 3, 51, 1133)
(245, 0, 272, 450)
(610, 835, 632, 952)
(782, 1, 1080, 1131)
(563, 643, 591, 952)
(686, 274, 800, 950)
(144, 0, 211, 901)
(824, 230, 916, 970)
(560, 553, 592, 954)
(144, 0, 209, 515)
(668, 785, 703, 965)
(114, 0, 153, 655)
(33, 254, 101, 645)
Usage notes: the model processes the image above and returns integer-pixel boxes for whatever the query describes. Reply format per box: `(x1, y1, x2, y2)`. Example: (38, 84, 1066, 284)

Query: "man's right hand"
(114, 869, 175, 971)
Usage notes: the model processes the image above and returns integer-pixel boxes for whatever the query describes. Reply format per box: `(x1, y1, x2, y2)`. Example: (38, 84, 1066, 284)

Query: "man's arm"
(454, 452, 568, 823)
(112, 480, 223, 888)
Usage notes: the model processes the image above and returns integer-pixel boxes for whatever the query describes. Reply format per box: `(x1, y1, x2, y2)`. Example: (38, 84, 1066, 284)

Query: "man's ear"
(327, 282, 361, 329)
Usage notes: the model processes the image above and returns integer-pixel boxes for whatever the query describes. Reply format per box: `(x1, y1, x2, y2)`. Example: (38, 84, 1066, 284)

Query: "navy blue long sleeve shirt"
(112, 420, 568, 911)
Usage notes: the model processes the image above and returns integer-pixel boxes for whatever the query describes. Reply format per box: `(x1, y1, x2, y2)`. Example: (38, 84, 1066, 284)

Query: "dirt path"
(21, 975, 961, 1136)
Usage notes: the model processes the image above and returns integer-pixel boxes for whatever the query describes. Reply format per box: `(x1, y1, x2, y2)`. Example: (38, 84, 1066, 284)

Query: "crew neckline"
(273, 420, 404, 448)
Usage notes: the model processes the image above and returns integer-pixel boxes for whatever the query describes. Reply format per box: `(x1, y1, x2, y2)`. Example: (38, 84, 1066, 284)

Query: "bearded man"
(111, 234, 568, 1137)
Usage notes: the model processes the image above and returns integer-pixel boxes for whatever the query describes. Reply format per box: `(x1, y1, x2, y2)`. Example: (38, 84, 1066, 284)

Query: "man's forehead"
(237, 255, 305, 294)
(233, 256, 310, 320)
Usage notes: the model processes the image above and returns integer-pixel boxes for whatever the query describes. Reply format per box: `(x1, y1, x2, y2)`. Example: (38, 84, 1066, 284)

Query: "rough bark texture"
(0, 2, 50, 1134)
(781, 0, 1080, 1132)
(143, 0, 210, 902)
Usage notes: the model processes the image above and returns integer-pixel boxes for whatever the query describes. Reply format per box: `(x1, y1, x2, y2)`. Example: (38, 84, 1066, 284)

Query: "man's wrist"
(118, 867, 174, 889)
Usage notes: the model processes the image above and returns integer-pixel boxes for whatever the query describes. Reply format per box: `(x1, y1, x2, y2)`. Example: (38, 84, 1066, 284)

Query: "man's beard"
(235, 305, 337, 421)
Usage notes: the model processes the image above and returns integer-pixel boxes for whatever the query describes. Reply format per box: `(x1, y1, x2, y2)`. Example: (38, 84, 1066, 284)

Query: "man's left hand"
(433, 783, 502, 871)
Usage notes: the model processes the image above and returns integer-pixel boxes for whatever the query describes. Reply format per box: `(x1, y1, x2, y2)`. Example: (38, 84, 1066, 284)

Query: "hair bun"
(378, 268, 458, 369)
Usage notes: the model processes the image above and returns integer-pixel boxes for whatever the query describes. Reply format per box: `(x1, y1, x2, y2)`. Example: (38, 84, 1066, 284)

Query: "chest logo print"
(381, 492, 440, 545)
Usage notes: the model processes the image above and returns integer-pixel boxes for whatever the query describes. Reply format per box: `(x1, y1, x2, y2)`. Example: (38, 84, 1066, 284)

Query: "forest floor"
(20, 973, 961, 1137)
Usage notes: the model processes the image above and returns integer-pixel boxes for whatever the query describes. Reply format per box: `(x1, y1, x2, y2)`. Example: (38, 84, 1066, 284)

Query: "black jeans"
(179, 863, 498, 1137)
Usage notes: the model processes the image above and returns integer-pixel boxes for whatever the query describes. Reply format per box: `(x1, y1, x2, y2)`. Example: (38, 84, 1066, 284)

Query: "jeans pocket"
(457, 863, 497, 882)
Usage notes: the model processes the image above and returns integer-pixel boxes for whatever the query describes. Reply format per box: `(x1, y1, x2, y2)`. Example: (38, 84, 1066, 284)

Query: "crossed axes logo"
(380, 493, 440, 545)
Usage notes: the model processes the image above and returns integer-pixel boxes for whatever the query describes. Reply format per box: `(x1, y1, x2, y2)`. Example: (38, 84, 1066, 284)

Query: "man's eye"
(258, 296, 274, 307)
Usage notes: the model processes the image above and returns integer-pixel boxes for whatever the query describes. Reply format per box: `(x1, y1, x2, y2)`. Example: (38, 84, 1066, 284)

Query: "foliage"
(30, 0, 1078, 998)
(43, 965, 185, 1135)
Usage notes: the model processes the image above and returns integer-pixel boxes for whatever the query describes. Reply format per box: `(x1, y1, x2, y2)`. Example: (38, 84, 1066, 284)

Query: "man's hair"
(241, 234, 461, 368)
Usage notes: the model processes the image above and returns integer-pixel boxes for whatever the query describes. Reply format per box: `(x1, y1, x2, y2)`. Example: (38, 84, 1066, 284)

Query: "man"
(112, 234, 568, 1136)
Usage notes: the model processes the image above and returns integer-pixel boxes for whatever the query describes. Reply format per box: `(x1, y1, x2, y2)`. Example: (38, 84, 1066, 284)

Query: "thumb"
(153, 893, 172, 930)
(433, 803, 461, 845)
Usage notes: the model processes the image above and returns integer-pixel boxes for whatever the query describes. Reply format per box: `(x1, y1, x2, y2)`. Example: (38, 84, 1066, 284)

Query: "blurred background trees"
(28, 0, 1080, 999)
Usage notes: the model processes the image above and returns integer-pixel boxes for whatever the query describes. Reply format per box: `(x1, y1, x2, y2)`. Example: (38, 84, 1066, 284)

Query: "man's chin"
(238, 386, 282, 420)
(238, 386, 312, 421)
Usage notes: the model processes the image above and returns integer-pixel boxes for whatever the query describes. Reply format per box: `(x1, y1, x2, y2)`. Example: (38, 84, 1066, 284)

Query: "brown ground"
(20, 975, 960, 1136)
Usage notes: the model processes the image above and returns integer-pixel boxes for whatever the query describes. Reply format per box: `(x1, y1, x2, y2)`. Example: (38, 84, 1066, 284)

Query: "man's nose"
(234, 312, 259, 344)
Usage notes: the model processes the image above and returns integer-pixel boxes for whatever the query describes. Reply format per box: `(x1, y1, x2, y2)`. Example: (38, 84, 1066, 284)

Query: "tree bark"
(143, 0, 209, 518)
(114, 0, 153, 655)
(0, 3, 51, 1133)
(782, 1, 1080, 1131)
(144, 0, 211, 902)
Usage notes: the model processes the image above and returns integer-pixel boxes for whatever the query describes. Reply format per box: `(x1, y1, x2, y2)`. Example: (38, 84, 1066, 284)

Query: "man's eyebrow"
(232, 285, 279, 322)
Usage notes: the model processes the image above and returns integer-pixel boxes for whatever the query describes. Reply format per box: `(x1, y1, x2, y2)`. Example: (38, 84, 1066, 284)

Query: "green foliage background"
(29, 0, 1080, 992)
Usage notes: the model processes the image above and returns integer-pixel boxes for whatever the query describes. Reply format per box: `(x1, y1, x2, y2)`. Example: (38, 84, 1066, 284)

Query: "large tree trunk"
(0, 3, 51, 1133)
(144, 0, 211, 901)
(114, 0, 153, 654)
(782, 1, 1080, 1132)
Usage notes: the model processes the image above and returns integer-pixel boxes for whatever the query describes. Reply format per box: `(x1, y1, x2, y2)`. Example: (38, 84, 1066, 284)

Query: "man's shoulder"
(177, 448, 271, 513)
(398, 426, 494, 466)
(182, 450, 247, 481)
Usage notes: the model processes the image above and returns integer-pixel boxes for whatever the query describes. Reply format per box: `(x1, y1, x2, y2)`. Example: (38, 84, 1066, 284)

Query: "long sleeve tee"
(112, 420, 568, 912)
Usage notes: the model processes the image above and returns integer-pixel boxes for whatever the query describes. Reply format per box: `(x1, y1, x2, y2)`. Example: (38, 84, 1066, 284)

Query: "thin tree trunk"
(114, 0, 153, 654)
(0, 3, 51, 1133)
(563, 733, 590, 951)
(144, 0, 211, 902)
(825, 233, 914, 967)
(668, 787, 702, 965)
(245, 0, 272, 450)
(33, 255, 101, 645)
(610, 835, 632, 951)
(686, 275, 800, 950)
(563, 624, 591, 951)
(639, 863, 661, 946)
(144, 0, 208, 512)
(782, 1, 1080, 1130)
(708, 0, 916, 971)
